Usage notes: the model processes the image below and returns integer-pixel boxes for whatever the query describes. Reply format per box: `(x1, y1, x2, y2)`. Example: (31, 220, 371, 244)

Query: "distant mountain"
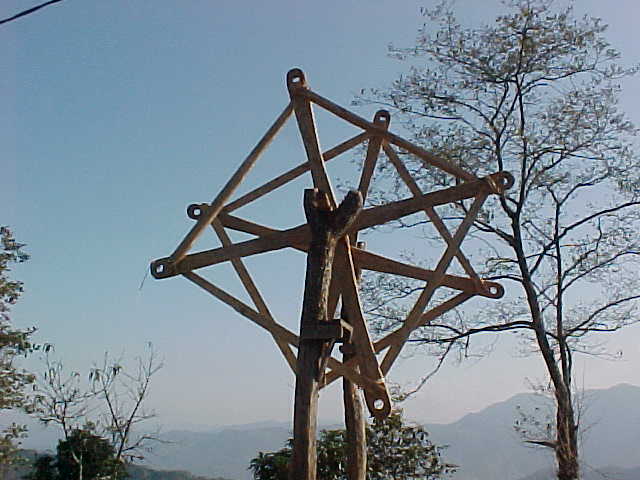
(140, 384, 640, 480)
(424, 383, 640, 480)
(145, 426, 292, 480)
(14, 384, 639, 480)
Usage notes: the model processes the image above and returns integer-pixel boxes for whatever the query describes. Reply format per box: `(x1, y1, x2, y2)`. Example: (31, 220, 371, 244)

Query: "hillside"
(12, 384, 639, 480)
(142, 384, 640, 480)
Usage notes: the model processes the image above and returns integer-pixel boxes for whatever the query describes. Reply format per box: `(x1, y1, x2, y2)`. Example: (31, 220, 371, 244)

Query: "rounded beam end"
(287, 68, 307, 91)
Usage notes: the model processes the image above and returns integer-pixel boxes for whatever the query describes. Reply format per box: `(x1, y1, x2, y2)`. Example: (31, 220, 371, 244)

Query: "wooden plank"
(223, 132, 369, 213)
(169, 102, 293, 264)
(212, 220, 297, 373)
(151, 224, 308, 278)
(301, 87, 477, 182)
(383, 143, 481, 284)
(183, 272, 299, 347)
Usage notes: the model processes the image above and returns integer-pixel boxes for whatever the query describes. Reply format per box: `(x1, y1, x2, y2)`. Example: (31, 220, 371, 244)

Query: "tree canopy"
(249, 410, 455, 480)
(0, 226, 36, 470)
(26, 428, 125, 480)
(357, 1, 639, 479)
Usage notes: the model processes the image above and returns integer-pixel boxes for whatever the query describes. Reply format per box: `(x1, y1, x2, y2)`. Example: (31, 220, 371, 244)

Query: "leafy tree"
(25, 454, 57, 480)
(249, 451, 290, 480)
(25, 429, 125, 480)
(357, 1, 640, 479)
(248, 410, 454, 480)
(56, 429, 125, 480)
(0, 226, 35, 473)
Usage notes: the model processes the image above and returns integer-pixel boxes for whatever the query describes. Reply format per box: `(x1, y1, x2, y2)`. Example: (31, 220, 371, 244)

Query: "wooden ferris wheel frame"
(150, 67, 512, 423)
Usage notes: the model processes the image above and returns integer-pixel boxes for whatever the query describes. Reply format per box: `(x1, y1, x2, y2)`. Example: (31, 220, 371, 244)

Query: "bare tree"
(357, 1, 640, 479)
(34, 344, 164, 476)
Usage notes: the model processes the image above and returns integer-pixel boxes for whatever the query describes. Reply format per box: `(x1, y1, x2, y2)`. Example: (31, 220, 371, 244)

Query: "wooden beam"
(150, 172, 510, 279)
(183, 272, 299, 347)
(168, 102, 293, 265)
(335, 244, 391, 419)
(383, 143, 482, 284)
(289, 188, 362, 480)
(357, 110, 390, 202)
(223, 132, 369, 213)
(342, 240, 367, 480)
(379, 192, 489, 375)
(212, 221, 297, 373)
(300, 86, 477, 182)
(288, 68, 336, 206)
(355, 248, 503, 298)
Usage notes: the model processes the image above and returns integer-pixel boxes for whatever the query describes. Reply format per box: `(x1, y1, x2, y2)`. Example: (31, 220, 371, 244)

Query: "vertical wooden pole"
(342, 241, 367, 480)
(290, 189, 362, 480)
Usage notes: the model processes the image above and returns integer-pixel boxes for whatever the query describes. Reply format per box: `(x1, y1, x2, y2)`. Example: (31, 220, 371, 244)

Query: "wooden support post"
(290, 189, 363, 480)
(342, 240, 367, 480)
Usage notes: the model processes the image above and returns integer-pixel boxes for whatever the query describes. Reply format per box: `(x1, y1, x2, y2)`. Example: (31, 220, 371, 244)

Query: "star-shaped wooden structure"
(151, 68, 512, 479)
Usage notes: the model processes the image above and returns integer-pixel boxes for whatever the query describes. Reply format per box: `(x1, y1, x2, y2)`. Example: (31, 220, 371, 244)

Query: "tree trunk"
(555, 385, 579, 480)
(512, 222, 579, 480)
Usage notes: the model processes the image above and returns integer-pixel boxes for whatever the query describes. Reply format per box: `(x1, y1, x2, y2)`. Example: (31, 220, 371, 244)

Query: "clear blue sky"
(3, 0, 639, 431)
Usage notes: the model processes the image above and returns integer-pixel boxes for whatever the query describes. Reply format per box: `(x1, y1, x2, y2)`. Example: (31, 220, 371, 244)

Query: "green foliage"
(25, 454, 57, 480)
(34, 346, 163, 468)
(56, 429, 125, 480)
(0, 226, 35, 470)
(248, 410, 455, 480)
(24, 429, 126, 480)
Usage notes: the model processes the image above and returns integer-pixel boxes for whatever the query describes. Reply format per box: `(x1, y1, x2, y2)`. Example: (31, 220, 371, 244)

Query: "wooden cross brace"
(150, 68, 513, 423)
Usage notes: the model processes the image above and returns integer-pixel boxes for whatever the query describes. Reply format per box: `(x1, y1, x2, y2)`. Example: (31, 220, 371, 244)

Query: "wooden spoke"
(357, 111, 390, 202)
(212, 221, 297, 373)
(355, 248, 503, 298)
(183, 272, 299, 347)
(334, 242, 391, 419)
(383, 143, 483, 285)
(288, 69, 336, 206)
(169, 102, 293, 264)
(380, 192, 490, 374)
(224, 132, 369, 213)
(302, 87, 477, 182)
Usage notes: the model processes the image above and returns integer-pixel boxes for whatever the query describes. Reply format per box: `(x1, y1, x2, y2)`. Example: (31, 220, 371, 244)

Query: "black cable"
(0, 0, 65, 26)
